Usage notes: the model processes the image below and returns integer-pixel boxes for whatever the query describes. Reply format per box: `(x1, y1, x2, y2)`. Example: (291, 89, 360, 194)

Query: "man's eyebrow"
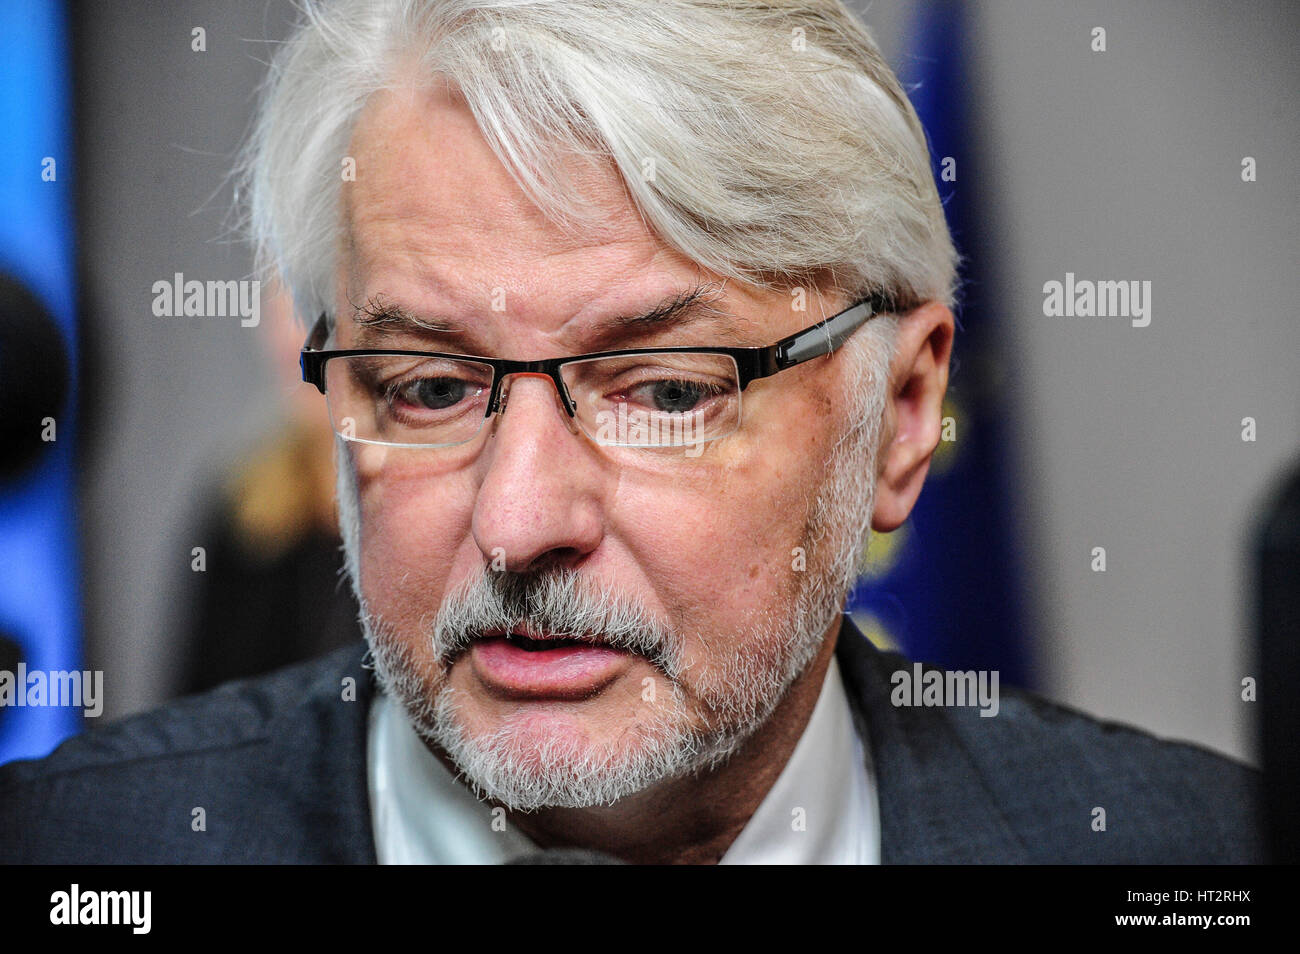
(348, 281, 754, 348)
(351, 297, 463, 338)
(597, 281, 748, 342)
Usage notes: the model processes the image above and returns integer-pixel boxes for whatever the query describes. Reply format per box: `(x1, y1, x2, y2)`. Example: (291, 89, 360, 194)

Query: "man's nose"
(470, 373, 606, 574)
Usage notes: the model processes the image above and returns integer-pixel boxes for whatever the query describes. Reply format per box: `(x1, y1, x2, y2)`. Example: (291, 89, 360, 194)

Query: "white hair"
(239, 0, 957, 326)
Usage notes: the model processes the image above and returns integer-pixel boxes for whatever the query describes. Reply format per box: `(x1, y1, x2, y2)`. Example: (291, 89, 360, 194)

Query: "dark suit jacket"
(0, 617, 1262, 863)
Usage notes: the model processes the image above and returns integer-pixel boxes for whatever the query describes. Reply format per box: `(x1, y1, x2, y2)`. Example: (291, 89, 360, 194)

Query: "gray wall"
(76, 1, 298, 711)
(75, 1, 1298, 763)
(969, 0, 1299, 762)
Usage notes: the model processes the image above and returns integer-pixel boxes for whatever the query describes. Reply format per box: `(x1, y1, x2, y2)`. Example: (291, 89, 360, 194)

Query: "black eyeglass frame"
(300, 291, 896, 422)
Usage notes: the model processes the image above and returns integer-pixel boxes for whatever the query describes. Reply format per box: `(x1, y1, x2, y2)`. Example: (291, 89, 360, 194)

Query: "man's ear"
(871, 301, 954, 532)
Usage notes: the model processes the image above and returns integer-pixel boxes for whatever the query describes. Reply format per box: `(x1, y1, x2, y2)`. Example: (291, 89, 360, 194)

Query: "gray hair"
(239, 0, 957, 326)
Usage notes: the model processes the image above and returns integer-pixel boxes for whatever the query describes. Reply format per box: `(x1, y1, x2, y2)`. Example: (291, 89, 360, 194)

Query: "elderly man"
(0, 0, 1259, 864)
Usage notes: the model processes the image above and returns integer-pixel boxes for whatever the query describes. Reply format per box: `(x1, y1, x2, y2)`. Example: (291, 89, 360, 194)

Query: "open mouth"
(468, 631, 632, 698)
(498, 632, 603, 652)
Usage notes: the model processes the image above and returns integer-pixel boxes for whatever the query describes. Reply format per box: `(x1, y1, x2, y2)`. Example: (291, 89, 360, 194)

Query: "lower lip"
(469, 637, 633, 698)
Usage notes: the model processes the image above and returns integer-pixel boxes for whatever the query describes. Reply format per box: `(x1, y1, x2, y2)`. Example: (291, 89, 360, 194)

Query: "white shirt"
(367, 655, 880, 864)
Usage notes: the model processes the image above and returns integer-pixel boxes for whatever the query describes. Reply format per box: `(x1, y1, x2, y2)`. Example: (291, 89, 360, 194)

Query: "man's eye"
(628, 378, 719, 414)
(393, 376, 478, 410)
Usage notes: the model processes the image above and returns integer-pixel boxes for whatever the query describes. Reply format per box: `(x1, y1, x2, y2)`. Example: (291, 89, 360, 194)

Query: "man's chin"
(422, 683, 705, 811)
(365, 618, 799, 810)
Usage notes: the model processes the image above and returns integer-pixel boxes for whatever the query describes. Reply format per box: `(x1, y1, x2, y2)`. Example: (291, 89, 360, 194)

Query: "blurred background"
(0, 0, 1296, 811)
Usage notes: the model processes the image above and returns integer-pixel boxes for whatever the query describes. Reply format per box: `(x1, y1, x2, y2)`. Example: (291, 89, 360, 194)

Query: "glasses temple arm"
(773, 296, 886, 370)
(300, 312, 331, 392)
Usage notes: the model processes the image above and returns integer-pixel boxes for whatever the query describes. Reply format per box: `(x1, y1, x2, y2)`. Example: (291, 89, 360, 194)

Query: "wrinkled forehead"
(341, 80, 639, 283)
(335, 81, 792, 349)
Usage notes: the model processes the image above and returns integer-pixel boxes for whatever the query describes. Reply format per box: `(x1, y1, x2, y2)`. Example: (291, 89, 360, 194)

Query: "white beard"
(336, 328, 892, 810)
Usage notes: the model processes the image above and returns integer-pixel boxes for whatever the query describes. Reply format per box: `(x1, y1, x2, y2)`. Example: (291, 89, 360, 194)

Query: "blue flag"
(848, 0, 1034, 688)
(0, 0, 83, 763)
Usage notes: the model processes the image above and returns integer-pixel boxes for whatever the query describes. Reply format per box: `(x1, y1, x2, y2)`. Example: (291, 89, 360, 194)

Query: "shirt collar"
(368, 649, 878, 864)
(720, 654, 879, 864)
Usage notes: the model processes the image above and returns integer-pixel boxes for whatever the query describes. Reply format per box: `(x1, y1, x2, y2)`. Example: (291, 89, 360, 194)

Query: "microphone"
(1257, 457, 1300, 864)
(507, 848, 626, 865)
(0, 273, 70, 483)
(0, 631, 22, 729)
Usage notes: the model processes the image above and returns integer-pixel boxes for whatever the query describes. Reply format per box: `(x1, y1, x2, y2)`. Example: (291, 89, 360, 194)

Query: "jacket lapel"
(835, 616, 1031, 863)
(256, 642, 378, 863)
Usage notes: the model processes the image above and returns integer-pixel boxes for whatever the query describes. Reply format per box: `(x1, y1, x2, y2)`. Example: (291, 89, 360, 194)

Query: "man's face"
(334, 80, 885, 809)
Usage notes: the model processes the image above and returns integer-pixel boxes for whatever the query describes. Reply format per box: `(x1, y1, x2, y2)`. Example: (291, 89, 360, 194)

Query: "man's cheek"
(358, 487, 465, 626)
(606, 508, 792, 650)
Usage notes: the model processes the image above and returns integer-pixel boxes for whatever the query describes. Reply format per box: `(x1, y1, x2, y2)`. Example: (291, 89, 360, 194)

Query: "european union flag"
(849, 0, 1035, 689)
(0, 0, 83, 763)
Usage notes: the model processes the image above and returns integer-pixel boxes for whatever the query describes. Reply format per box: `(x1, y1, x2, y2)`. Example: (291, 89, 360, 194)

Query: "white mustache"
(430, 567, 684, 678)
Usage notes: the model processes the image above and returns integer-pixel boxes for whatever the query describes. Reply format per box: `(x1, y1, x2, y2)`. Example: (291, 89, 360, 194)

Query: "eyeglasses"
(300, 292, 894, 451)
